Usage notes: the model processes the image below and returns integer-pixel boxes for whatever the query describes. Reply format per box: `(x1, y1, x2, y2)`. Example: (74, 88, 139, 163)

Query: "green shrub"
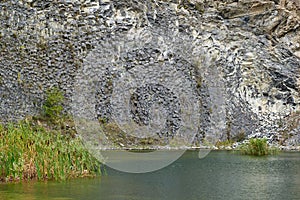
(0, 122, 101, 182)
(239, 138, 278, 156)
(42, 87, 64, 122)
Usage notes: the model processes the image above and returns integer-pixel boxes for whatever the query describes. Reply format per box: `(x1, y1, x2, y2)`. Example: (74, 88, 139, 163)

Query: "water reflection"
(1, 151, 300, 200)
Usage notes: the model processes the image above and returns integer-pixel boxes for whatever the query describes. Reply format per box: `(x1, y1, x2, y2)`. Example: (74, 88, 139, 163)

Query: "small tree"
(42, 87, 64, 123)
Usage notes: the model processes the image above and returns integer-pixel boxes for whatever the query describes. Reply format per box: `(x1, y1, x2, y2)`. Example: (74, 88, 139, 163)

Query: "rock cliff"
(0, 0, 299, 147)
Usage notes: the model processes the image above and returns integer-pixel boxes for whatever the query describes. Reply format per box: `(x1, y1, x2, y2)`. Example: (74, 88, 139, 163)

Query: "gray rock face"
(0, 0, 299, 146)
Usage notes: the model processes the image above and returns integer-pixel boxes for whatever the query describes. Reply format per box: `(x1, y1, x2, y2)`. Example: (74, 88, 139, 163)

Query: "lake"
(1, 150, 300, 200)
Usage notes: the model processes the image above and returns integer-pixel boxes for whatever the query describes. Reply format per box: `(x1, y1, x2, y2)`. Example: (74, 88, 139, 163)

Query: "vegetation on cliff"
(0, 87, 102, 182)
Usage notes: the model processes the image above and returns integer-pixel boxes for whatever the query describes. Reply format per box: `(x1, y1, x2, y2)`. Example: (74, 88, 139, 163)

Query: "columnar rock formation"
(0, 0, 299, 146)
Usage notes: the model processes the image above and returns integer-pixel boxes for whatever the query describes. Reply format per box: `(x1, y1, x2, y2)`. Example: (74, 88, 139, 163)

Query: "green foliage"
(0, 122, 101, 182)
(216, 139, 234, 149)
(239, 138, 279, 156)
(42, 87, 64, 123)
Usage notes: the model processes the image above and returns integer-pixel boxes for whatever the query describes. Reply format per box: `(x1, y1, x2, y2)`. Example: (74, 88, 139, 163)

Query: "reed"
(0, 121, 101, 182)
(239, 138, 279, 156)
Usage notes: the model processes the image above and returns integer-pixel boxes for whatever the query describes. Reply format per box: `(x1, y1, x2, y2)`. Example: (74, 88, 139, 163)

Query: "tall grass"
(239, 138, 279, 156)
(0, 122, 101, 182)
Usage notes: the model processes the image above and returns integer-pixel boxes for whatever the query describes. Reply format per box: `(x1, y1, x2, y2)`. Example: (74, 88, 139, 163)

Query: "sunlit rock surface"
(0, 0, 299, 146)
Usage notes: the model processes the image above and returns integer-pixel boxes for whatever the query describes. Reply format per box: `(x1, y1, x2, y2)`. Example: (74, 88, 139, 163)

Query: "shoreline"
(95, 146, 300, 152)
(1, 118, 299, 184)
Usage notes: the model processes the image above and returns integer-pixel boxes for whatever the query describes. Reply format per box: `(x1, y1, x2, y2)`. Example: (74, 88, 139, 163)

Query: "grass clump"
(216, 139, 234, 149)
(239, 138, 279, 156)
(0, 122, 101, 182)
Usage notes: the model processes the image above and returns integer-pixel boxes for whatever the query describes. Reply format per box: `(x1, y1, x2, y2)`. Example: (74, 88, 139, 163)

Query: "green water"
(1, 151, 300, 200)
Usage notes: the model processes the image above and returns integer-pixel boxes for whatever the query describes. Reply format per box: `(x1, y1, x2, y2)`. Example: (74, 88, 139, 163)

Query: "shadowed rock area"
(0, 0, 299, 148)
